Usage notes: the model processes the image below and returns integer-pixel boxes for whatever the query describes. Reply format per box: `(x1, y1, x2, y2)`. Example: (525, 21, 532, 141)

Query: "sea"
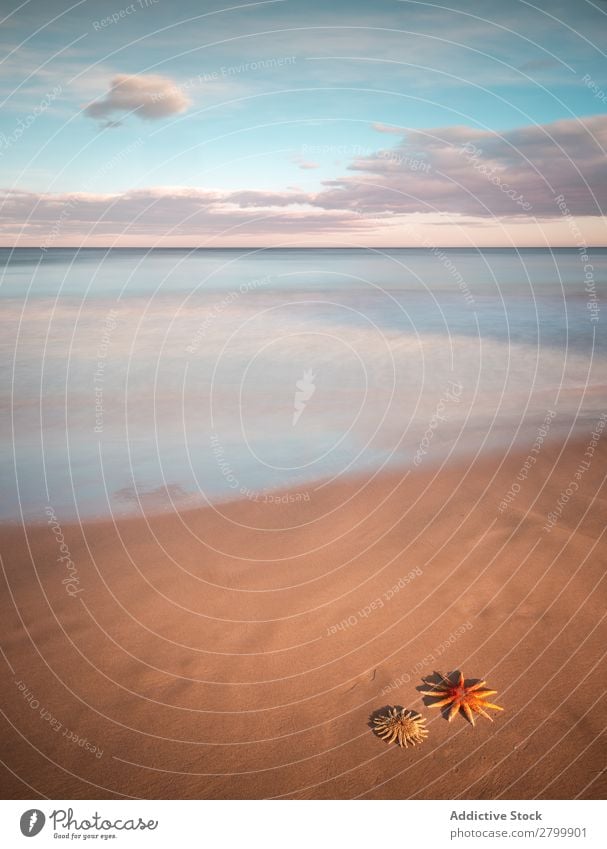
(1, 247, 605, 521)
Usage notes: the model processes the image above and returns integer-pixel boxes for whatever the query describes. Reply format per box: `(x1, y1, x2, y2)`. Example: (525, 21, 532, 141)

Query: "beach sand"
(1, 433, 605, 800)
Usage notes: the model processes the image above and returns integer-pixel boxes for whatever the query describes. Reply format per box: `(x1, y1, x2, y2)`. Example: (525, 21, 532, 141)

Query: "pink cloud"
(321, 115, 607, 218)
(291, 156, 320, 170)
(2, 115, 606, 246)
(84, 74, 191, 124)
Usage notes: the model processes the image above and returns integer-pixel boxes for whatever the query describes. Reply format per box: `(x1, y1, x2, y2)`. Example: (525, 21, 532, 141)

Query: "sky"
(0, 0, 606, 247)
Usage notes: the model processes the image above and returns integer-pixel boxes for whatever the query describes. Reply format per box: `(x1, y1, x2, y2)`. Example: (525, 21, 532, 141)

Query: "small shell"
(373, 707, 429, 748)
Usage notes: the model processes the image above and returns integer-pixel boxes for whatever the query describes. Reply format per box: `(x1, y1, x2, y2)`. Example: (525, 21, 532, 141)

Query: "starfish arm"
(475, 689, 498, 697)
(458, 671, 464, 687)
(482, 702, 504, 712)
(461, 702, 475, 726)
(475, 706, 494, 721)
(448, 700, 461, 721)
(419, 688, 447, 697)
(467, 680, 487, 691)
(427, 696, 455, 708)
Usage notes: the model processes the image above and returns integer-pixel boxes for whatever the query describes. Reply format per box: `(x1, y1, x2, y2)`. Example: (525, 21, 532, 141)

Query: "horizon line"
(2, 245, 607, 251)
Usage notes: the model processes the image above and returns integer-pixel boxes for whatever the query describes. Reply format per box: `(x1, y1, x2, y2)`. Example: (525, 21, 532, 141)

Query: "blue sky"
(1, 0, 606, 245)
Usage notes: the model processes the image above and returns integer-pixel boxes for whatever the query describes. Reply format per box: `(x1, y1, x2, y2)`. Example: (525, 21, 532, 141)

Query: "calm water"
(1, 247, 605, 520)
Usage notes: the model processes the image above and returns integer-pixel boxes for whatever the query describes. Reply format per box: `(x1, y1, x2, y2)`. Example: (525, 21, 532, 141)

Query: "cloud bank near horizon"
(2, 114, 606, 246)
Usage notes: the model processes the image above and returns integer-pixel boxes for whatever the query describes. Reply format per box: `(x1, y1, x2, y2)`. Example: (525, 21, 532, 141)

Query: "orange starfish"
(420, 671, 503, 725)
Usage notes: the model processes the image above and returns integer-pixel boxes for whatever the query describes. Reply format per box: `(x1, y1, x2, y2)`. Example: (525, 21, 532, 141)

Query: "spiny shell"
(373, 707, 429, 748)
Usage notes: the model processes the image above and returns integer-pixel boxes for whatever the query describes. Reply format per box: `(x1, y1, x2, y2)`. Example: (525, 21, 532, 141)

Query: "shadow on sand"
(416, 670, 484, 724)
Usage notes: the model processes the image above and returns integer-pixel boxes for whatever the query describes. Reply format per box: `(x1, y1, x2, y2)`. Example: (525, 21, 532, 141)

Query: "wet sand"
(1, 433, 606, 799)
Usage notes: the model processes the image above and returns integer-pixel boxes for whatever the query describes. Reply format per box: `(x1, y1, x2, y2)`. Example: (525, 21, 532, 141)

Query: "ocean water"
(1, 247, 605, 521)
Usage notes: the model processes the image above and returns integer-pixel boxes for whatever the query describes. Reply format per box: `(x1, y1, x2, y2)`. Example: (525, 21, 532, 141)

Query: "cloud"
(313, 115, 607, 218)
(84, 74, 191, 123)
(0, 186, 360, 244)
(292, 156, 320, 170)
(1, 184, 604, 248)
(227, 189, 312, 207)
(2, 116, 606, 246)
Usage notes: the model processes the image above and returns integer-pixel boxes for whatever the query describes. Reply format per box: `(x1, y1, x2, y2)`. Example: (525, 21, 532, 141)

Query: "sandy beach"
(1, 430, 605, 801)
